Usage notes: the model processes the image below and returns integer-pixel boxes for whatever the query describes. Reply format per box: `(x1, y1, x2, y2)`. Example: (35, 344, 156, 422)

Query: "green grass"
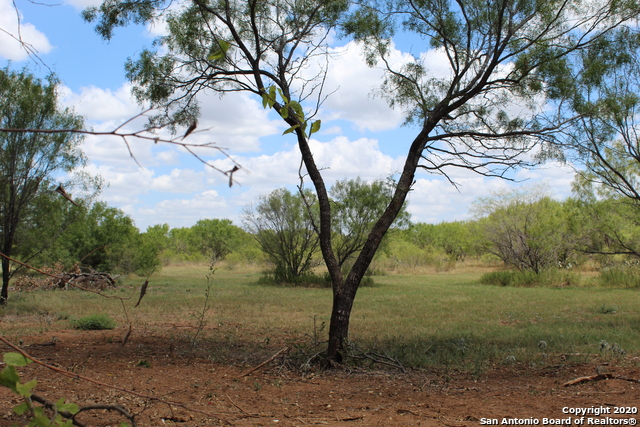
(1, 264, 639, 371)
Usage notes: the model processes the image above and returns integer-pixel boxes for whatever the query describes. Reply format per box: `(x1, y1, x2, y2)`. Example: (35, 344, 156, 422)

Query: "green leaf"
(288, 101, 304, 120)
(261, 86, 276, 109)
(309, 120, 321, 136)
(277, 88, 288, 104)
(207, 40, 231, 60)
(4, 352, 33, 367)
(56, 398, 79, 415)
(280, 105, 289, 119)
(0, 365, 21, 392)
(282, 124, 300, 135)
(16, 379, 37, 397)
(12, 401, 30, 415)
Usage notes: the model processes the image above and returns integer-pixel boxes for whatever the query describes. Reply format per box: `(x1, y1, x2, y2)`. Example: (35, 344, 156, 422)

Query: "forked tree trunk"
(314, 131, 428, 364)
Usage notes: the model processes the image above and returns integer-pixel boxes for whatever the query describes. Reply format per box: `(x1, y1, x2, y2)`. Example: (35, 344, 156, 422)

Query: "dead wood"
(240, 346, 290, 377)
(564, 373, 640, 387)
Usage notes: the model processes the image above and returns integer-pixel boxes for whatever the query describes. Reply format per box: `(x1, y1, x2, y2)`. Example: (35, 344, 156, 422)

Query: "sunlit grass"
(2, 263, 639, 371)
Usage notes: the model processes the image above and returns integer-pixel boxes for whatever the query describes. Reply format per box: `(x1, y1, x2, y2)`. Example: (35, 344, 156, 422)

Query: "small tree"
(243, 188, 320, 283)
(404, 221, 481, 260)
(190, 218, 245, 265)
(474, 189, 577, 273)
(0, 67, 86, 303)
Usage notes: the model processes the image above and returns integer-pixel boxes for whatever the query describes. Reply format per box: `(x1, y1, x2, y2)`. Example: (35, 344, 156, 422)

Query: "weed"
(71, 314, 116, 330)
(597, 304, 618, 314)
(136, 359, 151, 368)
(598, 267, 640, 288)
(188, 265, 215, 350)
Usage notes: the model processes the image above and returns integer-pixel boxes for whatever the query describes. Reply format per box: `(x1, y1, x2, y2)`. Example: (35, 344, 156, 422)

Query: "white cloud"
(515, 161, 576, 200)
(132, 190, 231, 229)
(314, 42, 407, 132)
(60, 84, 140, 122)
(194, 91, 281, 152)
(206, 135, 404, 190)
(63, 0, 104, 9)
(0, 0, 52, 61)
(151, 168, 205, 193)
(408, 175, 512, 223)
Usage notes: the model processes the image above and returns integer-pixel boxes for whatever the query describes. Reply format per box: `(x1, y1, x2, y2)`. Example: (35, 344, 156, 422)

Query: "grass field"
(1, 263, 639, 372)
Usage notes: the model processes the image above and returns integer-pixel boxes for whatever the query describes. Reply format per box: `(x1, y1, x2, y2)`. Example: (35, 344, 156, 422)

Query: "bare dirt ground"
(1, 329, 640, 427)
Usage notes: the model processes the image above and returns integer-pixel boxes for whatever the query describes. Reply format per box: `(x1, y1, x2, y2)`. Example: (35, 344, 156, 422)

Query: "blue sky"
(1, 0, 577, 231)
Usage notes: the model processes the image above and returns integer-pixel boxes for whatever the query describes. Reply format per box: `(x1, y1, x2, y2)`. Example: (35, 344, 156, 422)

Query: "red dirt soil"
(1, 329, 640, 427)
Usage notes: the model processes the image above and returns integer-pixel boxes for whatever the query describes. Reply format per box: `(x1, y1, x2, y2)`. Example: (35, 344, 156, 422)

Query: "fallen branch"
(240, 346, 290, 377)
(564, 373, 640, 387)
(30, 393, 137, 427)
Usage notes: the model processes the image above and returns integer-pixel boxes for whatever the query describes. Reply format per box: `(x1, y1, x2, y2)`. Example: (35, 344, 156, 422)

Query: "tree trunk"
(322, 130, 430, 364)
(1, 252, 10, 304)
(327, 292, 355, 365)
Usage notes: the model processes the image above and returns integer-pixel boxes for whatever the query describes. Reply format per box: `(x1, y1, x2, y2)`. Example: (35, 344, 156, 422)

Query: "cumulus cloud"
(312, 41, 407, 132)
(60, 84, 141, 122)
(133, 190, 231, 229)
(0, 0, 52, 61)
(194, 91, 281, 152)
(63, 0, 103, 9)
(515, 161, 576, 200)
(206, 135, 404, 190)
(407, 175, 512, 223)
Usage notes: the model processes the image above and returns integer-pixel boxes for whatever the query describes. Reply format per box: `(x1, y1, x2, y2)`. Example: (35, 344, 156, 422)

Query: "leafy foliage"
(0, 352, 84, 427)
(71, 313, 117, 330)
(0, 67, 89, 303)
(189, 219, 246, 265)
(82, 0, 640, 362)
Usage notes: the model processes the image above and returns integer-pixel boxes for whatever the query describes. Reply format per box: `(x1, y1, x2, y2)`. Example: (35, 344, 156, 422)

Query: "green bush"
(480, 269, 582, 287)
(71, 314, 116, 330)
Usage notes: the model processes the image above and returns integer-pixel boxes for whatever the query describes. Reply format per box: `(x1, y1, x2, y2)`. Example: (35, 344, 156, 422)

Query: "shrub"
(71, 314, 116, 330)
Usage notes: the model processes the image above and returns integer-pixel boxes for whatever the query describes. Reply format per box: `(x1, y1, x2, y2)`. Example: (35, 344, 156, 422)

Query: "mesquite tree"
(83, 0, 640, 363)
(0, 67, 86, 304)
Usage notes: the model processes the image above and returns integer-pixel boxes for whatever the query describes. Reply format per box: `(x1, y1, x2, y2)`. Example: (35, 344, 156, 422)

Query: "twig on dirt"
(226, 395, 259, 417)
(240, 346, 290, 377)
(0, 252, 129, 299)
(76, 404, 137, 426)
(564, 373, 640, 387)
(0, 336, 231, 425)
(189, 269, 214, 350)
